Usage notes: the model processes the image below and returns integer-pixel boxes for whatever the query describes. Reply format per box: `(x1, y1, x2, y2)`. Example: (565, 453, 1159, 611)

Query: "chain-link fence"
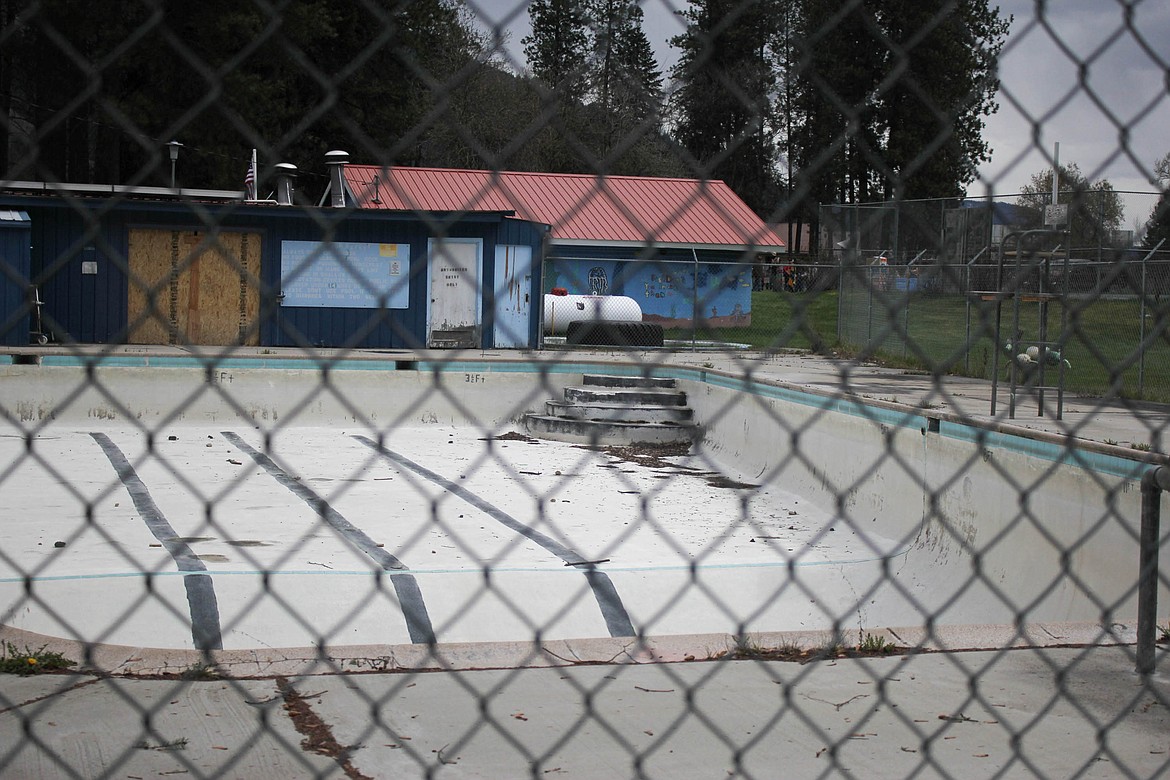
(828, 195, 1170, 403)
(837, 253, 1170, 397)
(2, 0, 1170, 777)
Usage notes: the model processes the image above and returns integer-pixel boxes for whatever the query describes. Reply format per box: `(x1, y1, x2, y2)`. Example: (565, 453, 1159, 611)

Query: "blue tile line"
(0, 551, 908, 583)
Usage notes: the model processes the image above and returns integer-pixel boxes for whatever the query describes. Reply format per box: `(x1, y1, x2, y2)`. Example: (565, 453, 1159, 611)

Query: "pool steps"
(523, 374, 700, 446)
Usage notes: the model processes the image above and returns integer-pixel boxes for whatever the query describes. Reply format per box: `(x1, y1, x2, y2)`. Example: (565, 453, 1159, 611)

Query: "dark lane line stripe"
(89, 433, 223, 651)
(354, 435, 636, 638)
(220, 431, 435, 645)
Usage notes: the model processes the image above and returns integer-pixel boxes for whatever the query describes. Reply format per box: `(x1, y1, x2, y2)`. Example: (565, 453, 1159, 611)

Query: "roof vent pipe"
(274, 163, 297, 206)
(325, 150, 349, 208)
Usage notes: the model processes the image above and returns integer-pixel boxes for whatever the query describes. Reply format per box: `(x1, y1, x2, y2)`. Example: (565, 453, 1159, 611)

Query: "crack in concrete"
(0, 676, 102, 714)
(275, 675, 371, 780)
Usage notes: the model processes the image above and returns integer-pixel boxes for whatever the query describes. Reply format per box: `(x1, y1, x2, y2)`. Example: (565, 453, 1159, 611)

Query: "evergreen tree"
(1, 0, 154, 183)
(880, 0, 1009, 200)
(1144, 191, 1170, 251)
(789, 0, 884, 208)
(669, 0, 782, 217)
(523, 0, 590, 104)
(780, 0, 886, 252)
(0, 0, 484, 187)
(522, 0, 669, 174)
(1145, 153, 1170, 250)
(584, 0, 663, 165)
(590, 0, 661, 124)
(3, 0, 675, 186)
(779, 0, 1010, 251)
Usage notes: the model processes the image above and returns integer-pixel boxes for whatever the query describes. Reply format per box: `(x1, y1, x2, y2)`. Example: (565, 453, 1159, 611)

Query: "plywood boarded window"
(128, 229, 261, 346)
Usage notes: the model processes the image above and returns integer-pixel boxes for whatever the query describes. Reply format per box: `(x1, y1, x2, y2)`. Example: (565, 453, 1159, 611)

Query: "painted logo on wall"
(588, 266, 609, 295)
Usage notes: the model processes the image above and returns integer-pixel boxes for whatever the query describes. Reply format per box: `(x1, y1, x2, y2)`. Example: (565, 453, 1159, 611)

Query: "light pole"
(166, 140, 183, 189)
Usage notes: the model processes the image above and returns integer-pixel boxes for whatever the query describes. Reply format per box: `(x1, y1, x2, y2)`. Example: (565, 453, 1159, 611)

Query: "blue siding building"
(0, 184, 545, 349)
(0, 210, 32, 346)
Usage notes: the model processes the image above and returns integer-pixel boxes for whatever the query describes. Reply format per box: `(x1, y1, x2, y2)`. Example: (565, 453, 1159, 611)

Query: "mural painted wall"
(544, 256, 752, 328)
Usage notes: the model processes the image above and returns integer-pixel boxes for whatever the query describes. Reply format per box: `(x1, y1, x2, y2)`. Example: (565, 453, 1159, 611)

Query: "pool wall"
(688, 375, 1159, 629)
(0, 362, 575, 430)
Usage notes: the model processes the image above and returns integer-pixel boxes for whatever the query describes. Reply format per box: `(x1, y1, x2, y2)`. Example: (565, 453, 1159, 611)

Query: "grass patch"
(659, 284, 1170, 399)
(665, 290, 840, 351)
(840, 291, 1170, 402)
(0, 642, 76, 675)
(665, 288, 1170, 402)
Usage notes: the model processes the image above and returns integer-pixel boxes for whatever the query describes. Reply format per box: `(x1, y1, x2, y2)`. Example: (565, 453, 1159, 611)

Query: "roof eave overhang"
(1, 180, 245, 201)
(549, 237, 786, 253)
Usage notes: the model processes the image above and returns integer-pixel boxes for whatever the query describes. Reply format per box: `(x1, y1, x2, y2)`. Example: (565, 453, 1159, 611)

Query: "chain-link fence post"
(1138, 466, 1170, 675)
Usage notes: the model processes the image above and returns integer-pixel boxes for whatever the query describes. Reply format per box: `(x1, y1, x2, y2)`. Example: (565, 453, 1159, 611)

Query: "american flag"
(244, 149, 257, 200)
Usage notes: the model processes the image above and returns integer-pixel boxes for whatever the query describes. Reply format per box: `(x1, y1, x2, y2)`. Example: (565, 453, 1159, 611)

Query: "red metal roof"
(343, 166, 786, 251)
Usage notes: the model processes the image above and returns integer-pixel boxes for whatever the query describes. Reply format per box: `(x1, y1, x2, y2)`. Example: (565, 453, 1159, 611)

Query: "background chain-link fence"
(2, 0, 1170, 777)
(825, 195, 1170, 402)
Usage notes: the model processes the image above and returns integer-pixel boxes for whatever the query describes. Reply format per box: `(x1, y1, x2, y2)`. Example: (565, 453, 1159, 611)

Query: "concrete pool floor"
(2, 345, 1169, 778)
(4, 422, 889, 653)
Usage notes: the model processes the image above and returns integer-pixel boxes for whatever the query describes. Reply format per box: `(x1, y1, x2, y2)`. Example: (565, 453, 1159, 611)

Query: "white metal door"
(428, 238, 481, 348)
(492, 244, 533, 348)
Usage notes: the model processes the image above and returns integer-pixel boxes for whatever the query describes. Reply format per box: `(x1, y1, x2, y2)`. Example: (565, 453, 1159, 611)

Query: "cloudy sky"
(469, 0, 1170, 228)
(980, 0, 1170, 229)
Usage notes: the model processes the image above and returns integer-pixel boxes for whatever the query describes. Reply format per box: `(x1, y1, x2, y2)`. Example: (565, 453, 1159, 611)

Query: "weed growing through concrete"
(179, 661, 222, 680)
(812, 640, 847, 660)
(0, 642, 76, 675)
(774, 641, 803, 657)
(704, 633, 906, 664)
(136, 738, 189, 751)
(857, 632, 897, 654)
(732, 633, 768, 658)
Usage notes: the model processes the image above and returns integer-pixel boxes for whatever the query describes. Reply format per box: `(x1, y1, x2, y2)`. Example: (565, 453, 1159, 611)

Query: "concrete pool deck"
(3, 643, 1168, 779)
(2, 344, 1169, 778)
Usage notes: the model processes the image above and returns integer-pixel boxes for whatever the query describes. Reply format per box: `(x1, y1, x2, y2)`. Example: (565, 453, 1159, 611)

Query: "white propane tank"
(543, 294, 643, 335)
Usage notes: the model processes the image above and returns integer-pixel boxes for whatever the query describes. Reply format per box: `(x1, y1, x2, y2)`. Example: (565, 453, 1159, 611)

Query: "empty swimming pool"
(0, 355, 1157, 664)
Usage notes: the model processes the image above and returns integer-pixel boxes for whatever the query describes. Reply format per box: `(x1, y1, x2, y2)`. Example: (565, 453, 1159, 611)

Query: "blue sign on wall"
(280, 240, 410, 308)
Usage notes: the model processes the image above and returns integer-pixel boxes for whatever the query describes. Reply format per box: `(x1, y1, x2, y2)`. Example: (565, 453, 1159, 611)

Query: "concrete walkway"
(659, 348, 1169, 453)
(1, 344, 1169, 778)
(2, 644, 1168, 778)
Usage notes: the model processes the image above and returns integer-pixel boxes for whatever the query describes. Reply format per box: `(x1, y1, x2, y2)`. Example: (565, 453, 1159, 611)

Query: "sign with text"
(280, 241, 409, 308)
